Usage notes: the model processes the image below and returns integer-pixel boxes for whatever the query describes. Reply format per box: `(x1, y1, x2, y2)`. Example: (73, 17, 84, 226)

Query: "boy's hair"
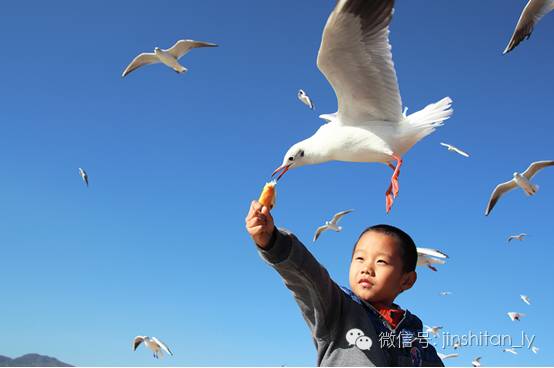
(352, 224, 417, 273)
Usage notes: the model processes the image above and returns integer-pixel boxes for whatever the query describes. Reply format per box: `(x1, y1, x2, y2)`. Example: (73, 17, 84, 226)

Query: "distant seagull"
(271, 0, 454, 214)
(503, 0, 554, 54)
(507, 311, 526, 321)
(503, 348, 519, 355)
(297, 89, 315, 110)
(438, 353, 459, 360)
(440, 142, 470, 158)
(485, 160, 554, 216)
(520, 294, 531, 305)
(531, 345, 540, 354)
(313, 209, 354, 242)
(133, 336, 173, 359)
(424, 325, 443, 337)
(417, 247, 448, 272)
(439, 291, 453, 296)
(78, 168, 88, 187)
(472, 356, 482, 367)
(122, 39, 218, 77)
(453, 341, 461, 350)
(508, 233, 528, 242)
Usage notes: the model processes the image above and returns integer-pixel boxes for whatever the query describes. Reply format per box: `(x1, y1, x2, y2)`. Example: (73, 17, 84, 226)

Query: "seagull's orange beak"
(272, 164, 290, 181)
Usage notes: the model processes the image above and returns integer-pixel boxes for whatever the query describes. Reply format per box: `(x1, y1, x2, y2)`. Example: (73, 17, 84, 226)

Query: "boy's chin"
(352, 286, 377, 302)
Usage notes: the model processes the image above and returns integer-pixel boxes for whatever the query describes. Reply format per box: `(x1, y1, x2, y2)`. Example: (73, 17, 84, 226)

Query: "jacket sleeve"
(257, 227, 345, 341)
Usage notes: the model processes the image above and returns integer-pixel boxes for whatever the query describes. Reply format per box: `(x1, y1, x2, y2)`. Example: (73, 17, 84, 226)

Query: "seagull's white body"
(417, 255, 446, 272)
(133, 336, 173, 359)
(313, 209, 354, 242)
(485, 160, 554, 215)
(273, 0, 453, 213)
(440, 142, 469, 157)
(503, 348, 518, 355)
(472, 356, 482, 367)
(531, 345, 540, 354)
(439, 291, 453, 296)
(78, 167, 88, 187)
(424, 325, 443, 337)
(507, 311, 526, 321)
(417, 247, 449, 259)
(504, 0, 554, 54)
(122, 39, 217, 77)
(508, 233, 528, 242)
(298, 89, 315, 110)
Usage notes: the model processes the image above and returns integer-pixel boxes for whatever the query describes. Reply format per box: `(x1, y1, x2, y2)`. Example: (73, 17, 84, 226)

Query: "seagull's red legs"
(385, 155, 403, 213)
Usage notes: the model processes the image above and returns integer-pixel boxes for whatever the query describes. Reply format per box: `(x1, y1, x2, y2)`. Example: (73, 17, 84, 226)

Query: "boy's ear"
(400, 271, 417, 292)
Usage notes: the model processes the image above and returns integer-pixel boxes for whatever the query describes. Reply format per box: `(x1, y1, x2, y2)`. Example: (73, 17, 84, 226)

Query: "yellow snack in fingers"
(258, 180, 277, 209)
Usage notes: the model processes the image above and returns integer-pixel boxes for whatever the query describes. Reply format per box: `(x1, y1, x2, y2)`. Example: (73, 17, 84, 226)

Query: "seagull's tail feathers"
(404, 96, 453, 144)
(526, 184, 539, 196)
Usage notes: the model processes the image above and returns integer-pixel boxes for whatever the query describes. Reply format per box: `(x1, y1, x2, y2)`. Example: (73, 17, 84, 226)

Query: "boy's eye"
(355, 257, 364, 261)
(377, 259, 388, 264)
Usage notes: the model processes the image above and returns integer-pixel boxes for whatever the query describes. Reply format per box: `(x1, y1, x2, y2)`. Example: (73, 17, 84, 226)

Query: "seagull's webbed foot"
(386, 184, 394, 214)
(390, 155, 403, 198)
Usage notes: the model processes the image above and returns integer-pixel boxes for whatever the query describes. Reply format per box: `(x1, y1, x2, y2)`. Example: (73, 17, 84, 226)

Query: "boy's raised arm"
(245, 200, 344, 341)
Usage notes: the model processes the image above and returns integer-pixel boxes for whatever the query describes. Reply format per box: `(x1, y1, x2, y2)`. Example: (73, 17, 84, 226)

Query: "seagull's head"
(154, 47, 161, 52)
(272, 143, 306, 181)
(297, 89, 305, 98)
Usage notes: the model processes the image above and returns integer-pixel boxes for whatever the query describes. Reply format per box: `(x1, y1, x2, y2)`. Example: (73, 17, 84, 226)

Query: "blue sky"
(0, 0, 553, 366)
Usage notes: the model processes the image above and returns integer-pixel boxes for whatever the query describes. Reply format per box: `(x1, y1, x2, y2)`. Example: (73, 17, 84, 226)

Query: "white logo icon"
(346, 328, 372, 351)
(355, 335, 373, 350)
(346, 329, 365, 345)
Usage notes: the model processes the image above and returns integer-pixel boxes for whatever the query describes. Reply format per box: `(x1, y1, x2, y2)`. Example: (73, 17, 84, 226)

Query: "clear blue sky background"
(1, 0, 553, 366)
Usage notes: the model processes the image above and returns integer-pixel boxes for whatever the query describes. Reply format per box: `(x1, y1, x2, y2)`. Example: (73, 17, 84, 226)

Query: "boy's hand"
(245, 200, 275, 249)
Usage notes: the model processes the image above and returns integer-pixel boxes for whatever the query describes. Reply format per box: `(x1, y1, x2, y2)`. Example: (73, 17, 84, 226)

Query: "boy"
(245, 201, 444, 367)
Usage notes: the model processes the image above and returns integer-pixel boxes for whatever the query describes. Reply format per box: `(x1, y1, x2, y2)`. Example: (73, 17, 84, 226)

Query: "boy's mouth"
(358, 278, 373, 288)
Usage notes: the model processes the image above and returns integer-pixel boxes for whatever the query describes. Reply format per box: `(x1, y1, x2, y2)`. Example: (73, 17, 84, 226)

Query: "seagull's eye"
(288, 156, 294, 161)
(300, 150, 305, 157)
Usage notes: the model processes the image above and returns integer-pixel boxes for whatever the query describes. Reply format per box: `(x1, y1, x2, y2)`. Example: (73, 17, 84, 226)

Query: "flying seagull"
(298, 89, 315, 110)
(531, 345, 540, 354)
(504, 0, 554, 54)
(520, 294, 531, 305)
(508, 233, 528, 242)
(78, 168, 88, 187)
(507, 312, 526, 321)
(271, 0, 453, 213)
(313, 209, 354, 242)
(440, 142, 469, 157)
(438, 353, 459, 360)
(133, 336, 173, 359)
(417, 247, 448, 272)
(122, 39, 217, 77)
(424, 325, 443, 337)
(472, 357, 482, 367)
(503, 348, 519, 355)
(485, 160, 554, 215)
(439, 291, 453, 296)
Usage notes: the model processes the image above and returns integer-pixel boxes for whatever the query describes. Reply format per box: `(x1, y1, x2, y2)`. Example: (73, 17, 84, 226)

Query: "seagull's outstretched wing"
(133, 336, 146, 351)
(165, 39, 218, 59)
(317, 0, 402, 125)
(152, 337, 173, 356)
(122, 53, 159, 77)
(504, 0, 554, 54)
(313, 225, 328, 242)
(485, 180, 518, 216)
(438, 353, 459, 360)
(522, 160, 554, 179)
(330, 209, 354, 224)
(416, 247, 449, 259)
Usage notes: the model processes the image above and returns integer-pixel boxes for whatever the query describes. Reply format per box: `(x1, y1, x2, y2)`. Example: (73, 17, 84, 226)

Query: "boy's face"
(349, 231, 416, 307)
